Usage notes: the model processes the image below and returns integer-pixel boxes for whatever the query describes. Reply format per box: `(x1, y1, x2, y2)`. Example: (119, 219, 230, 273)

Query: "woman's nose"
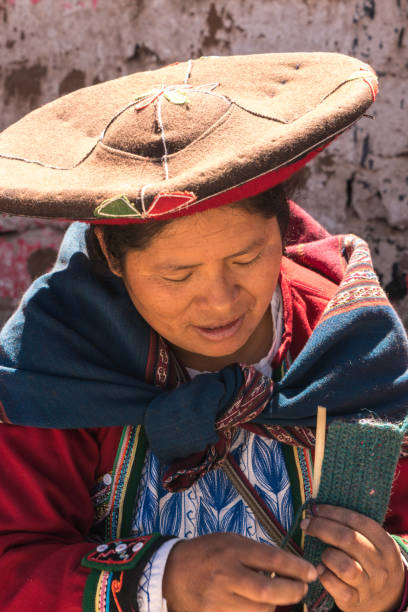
(198, 273, 240, 310)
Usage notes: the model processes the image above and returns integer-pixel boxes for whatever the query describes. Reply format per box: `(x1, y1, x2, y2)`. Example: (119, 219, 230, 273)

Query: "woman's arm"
(0, 425, 100, 610)
(0, 423, 169, 612)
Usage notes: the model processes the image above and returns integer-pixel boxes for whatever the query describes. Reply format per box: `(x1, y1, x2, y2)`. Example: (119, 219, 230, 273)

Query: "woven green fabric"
(303, 418, 407, 611)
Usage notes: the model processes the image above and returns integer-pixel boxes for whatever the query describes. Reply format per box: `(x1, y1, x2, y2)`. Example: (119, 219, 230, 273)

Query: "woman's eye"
(162, 273, 192, 283)
(235, 253, 262, 266)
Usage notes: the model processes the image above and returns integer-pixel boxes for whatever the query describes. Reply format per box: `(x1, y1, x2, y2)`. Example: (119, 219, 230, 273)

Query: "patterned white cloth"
(136, 539, 181, 612)
(134, 288, 292, 612)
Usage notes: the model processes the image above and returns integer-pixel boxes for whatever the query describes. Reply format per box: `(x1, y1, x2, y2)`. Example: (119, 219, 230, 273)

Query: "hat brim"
(0, 52, 377, 222)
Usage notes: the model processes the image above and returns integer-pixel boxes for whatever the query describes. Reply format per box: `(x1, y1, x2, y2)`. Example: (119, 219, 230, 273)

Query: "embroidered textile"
(132, 429, 293, 541)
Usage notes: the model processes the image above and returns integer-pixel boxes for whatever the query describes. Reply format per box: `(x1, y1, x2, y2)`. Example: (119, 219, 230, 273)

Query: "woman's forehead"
(130, 207, 281, 266)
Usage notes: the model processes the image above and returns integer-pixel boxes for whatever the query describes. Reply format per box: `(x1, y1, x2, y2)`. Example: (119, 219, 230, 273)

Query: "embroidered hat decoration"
(0, 53, 377, 223)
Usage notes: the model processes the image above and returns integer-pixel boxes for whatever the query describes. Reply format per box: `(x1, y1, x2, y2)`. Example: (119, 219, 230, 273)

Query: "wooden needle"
(312, 405, 327, 498)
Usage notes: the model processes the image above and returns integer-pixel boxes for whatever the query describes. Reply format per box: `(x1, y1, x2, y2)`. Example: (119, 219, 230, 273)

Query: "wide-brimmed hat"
(0, 52, 377, 223)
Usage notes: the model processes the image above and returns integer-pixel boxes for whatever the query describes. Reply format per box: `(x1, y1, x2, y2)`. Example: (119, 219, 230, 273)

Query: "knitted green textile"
(303, 418, 407, 611)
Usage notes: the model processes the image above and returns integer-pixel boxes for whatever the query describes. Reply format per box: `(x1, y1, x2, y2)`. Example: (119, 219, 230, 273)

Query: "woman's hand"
(162, 532, 318, 612)
(301, 504, 405, 612)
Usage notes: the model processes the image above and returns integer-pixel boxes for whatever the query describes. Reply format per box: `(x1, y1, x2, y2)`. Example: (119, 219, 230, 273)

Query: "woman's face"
(110, 204, 283, 370)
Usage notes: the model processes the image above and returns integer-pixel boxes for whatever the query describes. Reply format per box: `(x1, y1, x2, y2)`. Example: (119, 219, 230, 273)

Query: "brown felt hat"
(0, 52, 377, 223)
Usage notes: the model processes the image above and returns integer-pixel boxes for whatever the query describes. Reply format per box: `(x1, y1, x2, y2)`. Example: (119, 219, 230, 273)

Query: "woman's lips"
(193, 315, 244, 341)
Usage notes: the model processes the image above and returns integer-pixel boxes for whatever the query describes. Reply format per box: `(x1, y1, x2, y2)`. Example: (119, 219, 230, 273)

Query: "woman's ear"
(94, 226, 123, 277)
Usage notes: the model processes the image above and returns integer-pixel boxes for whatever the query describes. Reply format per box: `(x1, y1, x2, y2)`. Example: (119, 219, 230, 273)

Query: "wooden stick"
(312, 405, 327, 498)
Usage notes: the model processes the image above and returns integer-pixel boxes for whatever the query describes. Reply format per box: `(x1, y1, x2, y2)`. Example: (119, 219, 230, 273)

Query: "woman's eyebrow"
(229, 237, 266, 258)
(157, 238, 267, 271)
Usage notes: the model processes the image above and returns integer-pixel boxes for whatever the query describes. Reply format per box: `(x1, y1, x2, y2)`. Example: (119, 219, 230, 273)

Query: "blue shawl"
(0, 215, 407, 463)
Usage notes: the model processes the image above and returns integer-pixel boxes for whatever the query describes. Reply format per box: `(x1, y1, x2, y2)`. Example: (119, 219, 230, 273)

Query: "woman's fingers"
(317, 566, 359, 609)
(301, 505, 406, 612)
(240, 539, 317, 583)
(310, 505, 395, 553)
(320, 546, 367, 587)
(301, 510, 378, 574)
(222, 537, 316, 607)
(163, 533, 317, 612)
(232, 567, 308, 606)
(221, 592, 278, 612)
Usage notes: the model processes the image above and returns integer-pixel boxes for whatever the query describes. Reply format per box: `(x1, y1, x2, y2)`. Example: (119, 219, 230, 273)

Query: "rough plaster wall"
(0, 0, 407, 327)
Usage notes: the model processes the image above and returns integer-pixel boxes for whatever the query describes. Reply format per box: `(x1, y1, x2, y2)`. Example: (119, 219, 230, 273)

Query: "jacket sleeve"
(0, 423, 172, 611)
(0, 424, 99, 610)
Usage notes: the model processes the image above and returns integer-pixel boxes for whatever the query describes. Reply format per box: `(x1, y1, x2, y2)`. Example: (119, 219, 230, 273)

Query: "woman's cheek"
(243, 260, 280, 298)
(134, 280, 193, 322)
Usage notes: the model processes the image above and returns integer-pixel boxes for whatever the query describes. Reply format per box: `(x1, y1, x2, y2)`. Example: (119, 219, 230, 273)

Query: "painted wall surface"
(0, 0, 407, 327)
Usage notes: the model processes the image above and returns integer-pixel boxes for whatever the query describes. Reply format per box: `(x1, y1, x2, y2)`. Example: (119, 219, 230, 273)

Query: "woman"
(0, 53, 407, 612)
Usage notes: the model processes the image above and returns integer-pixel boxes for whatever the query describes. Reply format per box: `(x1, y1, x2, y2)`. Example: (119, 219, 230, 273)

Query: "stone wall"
(0, 0, 407, 326)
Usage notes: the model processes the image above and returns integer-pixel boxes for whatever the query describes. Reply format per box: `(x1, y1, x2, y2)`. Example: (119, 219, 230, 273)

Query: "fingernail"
(316, 564, 325, 576)
(307, 567, 318, 582)
(300, 518, 310, 530)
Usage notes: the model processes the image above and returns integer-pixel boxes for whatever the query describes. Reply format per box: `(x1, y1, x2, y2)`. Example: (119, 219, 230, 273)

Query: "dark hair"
(86, 184, 290, 270)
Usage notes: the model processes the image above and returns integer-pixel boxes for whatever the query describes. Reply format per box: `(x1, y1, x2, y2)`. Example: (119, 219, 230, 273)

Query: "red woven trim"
(261, 425, 316, 448)
(85, 146, 326, 225)
(144, 328, 158, 385)
(320, 297, 390, 322)
(216, 367, 274, 430)
(155, 336, 169, 387)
